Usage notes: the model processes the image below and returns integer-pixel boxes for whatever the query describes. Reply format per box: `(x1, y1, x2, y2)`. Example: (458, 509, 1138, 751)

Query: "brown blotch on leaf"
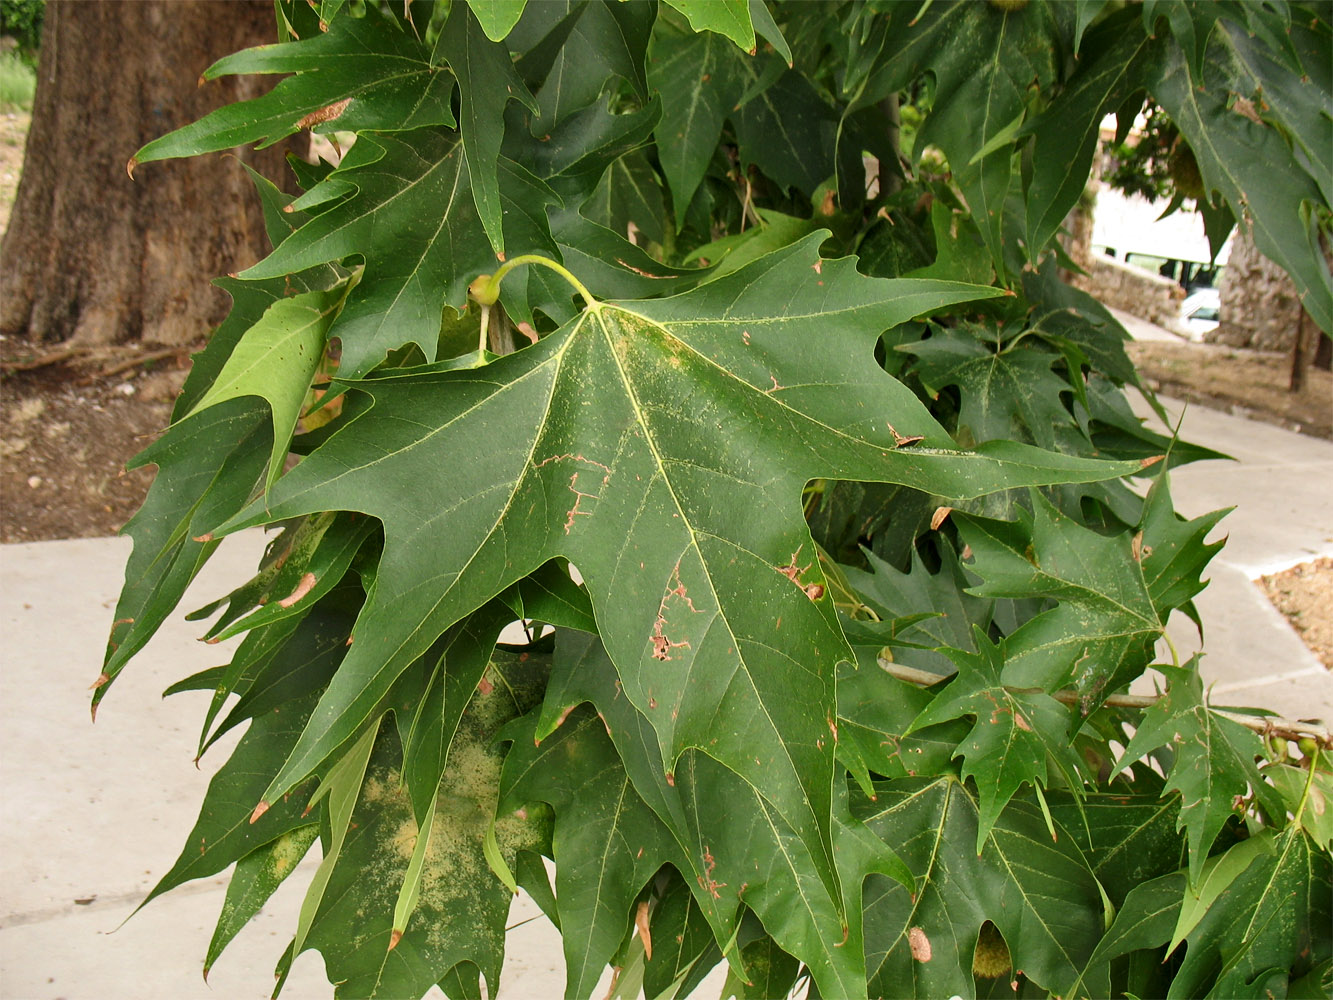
(192, 533, 214, 543)
(908, 925, 932, 962)
(125, 156, 138, 180)
(636, 901, 653, 960)
(1140, 454, 1164, 469)
(804, 583, 825, 601)
(278, 572, 318, 608)
(931, 506, 953, 531)
(388, 929, 403, 951)
(249, 801, 271, 825)
(89, 672, 111, 691)
(296, 97, 352, 131)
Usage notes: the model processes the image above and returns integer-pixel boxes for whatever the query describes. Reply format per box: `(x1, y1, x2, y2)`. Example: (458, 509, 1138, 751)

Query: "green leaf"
(136, 683, 327, 912)
(1047, 793, 1185, 907)
(434, 2, 539, 255)
(1112, 663, 1287, 884)
(1025, 15, 1156, 254)
(732, 67, 838, 197)
(1169, 827, 1333, 998)
(205, 825, 320, 978)
(217, 236, 1136, 935)
(1150, 32, 1333, 333)
(582, 150, 670, 248)
(953, 491, 1163, 698)
(97, 400, 268, 707)
(527, 0, 654, 131)
(907, 633, 1083, 851)
(903, 328, 1078, 450)
(858, 778, 1106, 998)
(188, 288, 341, 493)
(642, 875, 723, 999)
(1084, 870, 1186, 971)
(133, 11, 455, 165)
(242, 129, 559, 378)
(465, 0, 527, 42)
(663, 0, 755, 53)
(296, 657, 549, 1000)
(647, 20, 745, 226)
(500, 706, 680, 998)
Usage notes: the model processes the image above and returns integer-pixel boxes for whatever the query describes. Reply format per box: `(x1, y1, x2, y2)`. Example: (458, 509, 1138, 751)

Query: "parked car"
(1180, 287, 1221, 339)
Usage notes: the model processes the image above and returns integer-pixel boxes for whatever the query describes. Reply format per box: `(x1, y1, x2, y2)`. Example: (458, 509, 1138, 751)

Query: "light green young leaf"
(205, 825, 320, 978)
(663, 0, 755, 53)
(465, 0, 527, 42)
(189, 288, 341, 493)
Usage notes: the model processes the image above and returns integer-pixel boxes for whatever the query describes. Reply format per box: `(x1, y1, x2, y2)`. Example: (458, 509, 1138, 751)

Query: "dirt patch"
(0, 364, 186, 542)
(1260, 558, 1333, 670)
(1128, 340, 1332, 440)
(0, 111, 28, 234)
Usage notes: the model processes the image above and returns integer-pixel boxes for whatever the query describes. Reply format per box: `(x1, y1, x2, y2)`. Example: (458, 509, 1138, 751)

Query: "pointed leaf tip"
(387, 929, 403, 951)
(89, 672, 111, 691)
(249, 801, 270, 824)
(126, 157, 137, 180)
(636, 900, 652, 960)
(1140, 454, 1165, 468)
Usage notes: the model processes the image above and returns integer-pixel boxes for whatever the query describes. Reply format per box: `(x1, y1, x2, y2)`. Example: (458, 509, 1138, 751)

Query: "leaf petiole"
(469, 254, 598, 311)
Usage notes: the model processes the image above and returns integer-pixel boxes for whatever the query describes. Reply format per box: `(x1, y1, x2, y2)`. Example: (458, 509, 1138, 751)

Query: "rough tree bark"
(0, 0, 308, 352)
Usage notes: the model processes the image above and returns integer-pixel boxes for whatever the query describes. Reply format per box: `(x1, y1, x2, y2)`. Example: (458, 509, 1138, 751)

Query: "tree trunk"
(0, 0, 309, 351)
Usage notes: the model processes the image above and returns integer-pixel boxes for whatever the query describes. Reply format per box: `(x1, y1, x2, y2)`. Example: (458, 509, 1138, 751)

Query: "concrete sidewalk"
(2, 398, 1331, 999)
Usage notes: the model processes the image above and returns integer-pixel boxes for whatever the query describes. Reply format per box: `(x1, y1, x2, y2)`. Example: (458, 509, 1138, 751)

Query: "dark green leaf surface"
(954, 492, 1162, 698)
(243, 130, 558, 378)
(500, 706, 680, 998)
(219, 237, 1135, 932)
(134, 11, 456, 164)
(1113, 664, 1286, 884)
(858, 778, 1105, 998)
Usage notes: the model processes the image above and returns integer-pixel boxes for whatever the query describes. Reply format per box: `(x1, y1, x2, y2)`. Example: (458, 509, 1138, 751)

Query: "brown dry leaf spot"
(388, 929, 403, 952)
(636, 900, 653, 960)
(908, 925, 932, 962)
(296, 97, 353, 130)
(278, 572, 319, 609)
(1231, 95, 1264, 124)
(249, 800, 271, 825)
(931, 506, 953, 531)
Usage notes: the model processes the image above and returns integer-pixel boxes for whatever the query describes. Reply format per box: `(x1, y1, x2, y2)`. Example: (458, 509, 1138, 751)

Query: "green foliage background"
(105, 1, 1332, 997)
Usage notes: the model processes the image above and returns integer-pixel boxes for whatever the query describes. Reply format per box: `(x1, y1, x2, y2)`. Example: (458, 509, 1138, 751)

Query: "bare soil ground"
(1260, 558, 1333, 670)
(1128, 340, 1333, 440)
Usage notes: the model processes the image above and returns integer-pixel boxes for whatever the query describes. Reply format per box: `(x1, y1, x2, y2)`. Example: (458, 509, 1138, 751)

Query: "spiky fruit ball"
(973, 921, 1013, 979)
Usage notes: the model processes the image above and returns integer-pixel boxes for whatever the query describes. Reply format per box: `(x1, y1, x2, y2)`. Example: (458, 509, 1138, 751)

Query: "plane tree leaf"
(662, 0, 756, 53)
(907, 633, 1083, 851)
(241, 129, 559, 378)
(1112, 663, 1286, 884)
(187, 288, 342, 493)
(499, 705, 681, 998)
(215, 235, 1138, 929)
(296, 655, 550, 1000)
(132, 10, 457, 165)
(856, 777, 1106, 999)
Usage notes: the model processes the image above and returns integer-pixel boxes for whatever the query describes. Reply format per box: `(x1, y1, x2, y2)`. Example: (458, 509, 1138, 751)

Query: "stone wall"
(1071, 253, 1185, 331)
(1209, 228, 1303, 351)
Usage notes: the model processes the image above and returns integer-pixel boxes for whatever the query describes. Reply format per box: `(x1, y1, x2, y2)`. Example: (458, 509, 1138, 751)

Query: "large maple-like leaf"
(132, 9, 457, 165)
(856, 777, 1106, 999)
(1112, 663, 1285, 884)
(243, 128, 559, 378)
(216, 235, 1137, 931)
(907, 633, 1083, 850)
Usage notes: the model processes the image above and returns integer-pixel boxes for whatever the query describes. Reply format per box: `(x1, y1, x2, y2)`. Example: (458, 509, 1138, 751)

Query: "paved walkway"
(2, 389, 1330, 998)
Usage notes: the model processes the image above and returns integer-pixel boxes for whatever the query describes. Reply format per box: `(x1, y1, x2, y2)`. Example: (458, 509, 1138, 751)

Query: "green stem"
(469, 255, 597, 310)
